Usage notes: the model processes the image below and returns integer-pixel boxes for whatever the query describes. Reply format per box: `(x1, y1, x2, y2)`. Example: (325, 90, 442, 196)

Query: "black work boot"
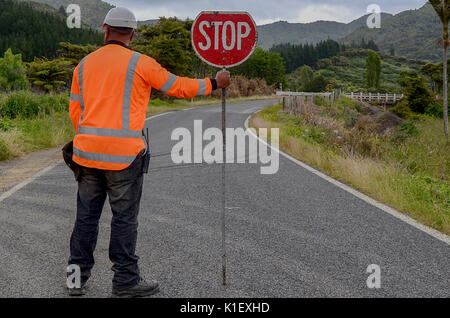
(67, 283, 87, 297)
(111, 278, 160, 298)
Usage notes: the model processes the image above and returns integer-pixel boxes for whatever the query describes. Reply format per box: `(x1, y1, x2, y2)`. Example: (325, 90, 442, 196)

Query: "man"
(67, 7, 230, 297)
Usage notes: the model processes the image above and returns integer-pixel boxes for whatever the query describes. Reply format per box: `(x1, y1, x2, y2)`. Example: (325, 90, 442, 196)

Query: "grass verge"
(250, 102, 449, 234)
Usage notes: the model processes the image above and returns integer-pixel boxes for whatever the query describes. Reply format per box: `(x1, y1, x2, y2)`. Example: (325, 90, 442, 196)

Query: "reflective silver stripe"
(78, 127, 142, 138)
(73, 147, 136, 164)
(196, 79, 207, 97)
(160, 73, 177, 93)
(122, 52, 141, 130)
(70, 93, 81, 102)
(78, 57, 87, 128)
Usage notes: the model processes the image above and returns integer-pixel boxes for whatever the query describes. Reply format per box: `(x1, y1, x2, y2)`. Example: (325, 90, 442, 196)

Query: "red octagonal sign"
(191, 11, 258, 68)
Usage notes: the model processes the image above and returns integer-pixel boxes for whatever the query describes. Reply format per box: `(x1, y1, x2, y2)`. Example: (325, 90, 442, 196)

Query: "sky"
(106, 0, 428, 25)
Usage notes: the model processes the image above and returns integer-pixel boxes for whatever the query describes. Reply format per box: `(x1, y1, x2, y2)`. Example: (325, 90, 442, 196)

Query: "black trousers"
(68, 154, 144, 290)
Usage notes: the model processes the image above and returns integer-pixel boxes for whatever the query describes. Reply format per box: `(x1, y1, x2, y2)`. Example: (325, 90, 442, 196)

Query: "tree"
(366, 50, 381, 89)
(58, 5, 67, 17)
(270, 39, 342, 73)
(399, 71, 435, 114)
(27, 57, 72, 92)
(57, 42, 99, 66)
(429, 0, 450, 137)
(296, 65, 313, 91)
(305, 74, 328, 92)
(421, 62, 445, 92)
(132, 18, 194, 77)
(0, 49, 29, 91)
(0, 0, 103, 62)
(233, 47, 286, 86)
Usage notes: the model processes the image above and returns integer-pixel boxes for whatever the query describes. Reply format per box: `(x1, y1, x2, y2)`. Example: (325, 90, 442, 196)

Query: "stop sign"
(191, 11, 258, 68)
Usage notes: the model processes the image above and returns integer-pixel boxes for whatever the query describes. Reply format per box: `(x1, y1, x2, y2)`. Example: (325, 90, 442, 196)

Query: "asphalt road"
(0, 99, 448, 298)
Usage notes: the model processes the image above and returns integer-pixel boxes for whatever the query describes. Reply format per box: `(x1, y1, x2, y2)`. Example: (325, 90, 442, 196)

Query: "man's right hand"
(216, 70, 231, 89)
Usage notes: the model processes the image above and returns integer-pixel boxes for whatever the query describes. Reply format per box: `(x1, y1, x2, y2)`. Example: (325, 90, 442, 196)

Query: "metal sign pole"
(221, 68, 227, 286)
(191, 11, 258, 287)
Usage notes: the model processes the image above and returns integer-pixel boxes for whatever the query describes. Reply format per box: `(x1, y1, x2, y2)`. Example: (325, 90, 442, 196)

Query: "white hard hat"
(103, 7, 137, 29)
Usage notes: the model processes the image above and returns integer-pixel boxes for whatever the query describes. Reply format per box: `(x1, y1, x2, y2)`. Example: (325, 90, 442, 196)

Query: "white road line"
(244, 113, 450, 245)
(0, 161, 63, 203)
(145, 111, 175, 121)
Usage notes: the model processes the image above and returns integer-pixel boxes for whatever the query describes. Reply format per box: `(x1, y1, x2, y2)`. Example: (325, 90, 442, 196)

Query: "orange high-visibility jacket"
(69, 43, 213, 171)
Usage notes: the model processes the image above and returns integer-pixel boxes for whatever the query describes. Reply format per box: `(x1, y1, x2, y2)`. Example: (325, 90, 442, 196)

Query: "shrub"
(26, 57, 72, 92)
(425, 101, 444, 118)
(392, 121, 419, 143)
(0, 91, 69, 119)
(39, 94, 70, 114)
(211, 76, 274, 98)
(0, 49, 29, 91)
(305, 74, 328, 92)
(390, 99, 413, 119)
(0, 92, 39, 119)
(399, 72, 435, 114)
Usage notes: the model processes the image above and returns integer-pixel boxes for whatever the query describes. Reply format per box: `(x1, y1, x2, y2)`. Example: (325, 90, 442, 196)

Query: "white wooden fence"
(344, 92, 403, 103)
(276, 91, 336, 103)
(276, 91, 335, 115)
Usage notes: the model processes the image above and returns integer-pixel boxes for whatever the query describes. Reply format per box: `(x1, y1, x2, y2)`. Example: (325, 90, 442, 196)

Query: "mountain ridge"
(343, 3, 442, 61)
(19, 0, 442, 61)
(257, 13, 393, 49)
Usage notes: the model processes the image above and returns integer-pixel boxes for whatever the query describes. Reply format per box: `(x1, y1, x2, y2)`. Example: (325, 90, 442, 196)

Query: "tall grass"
(0, 91, 74, 160)
(251, 103, 449, 234)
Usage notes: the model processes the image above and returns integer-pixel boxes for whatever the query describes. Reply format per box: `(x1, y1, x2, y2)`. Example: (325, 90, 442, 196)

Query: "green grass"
(0, 91, 74, 160)
(251, 101, 449, 234)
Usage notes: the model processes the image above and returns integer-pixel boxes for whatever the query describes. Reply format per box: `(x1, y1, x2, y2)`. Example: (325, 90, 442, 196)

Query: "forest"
(0, 0, 103, 61)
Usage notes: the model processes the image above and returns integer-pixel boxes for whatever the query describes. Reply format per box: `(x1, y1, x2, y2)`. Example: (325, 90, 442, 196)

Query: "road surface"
(0, 99, 448, 297)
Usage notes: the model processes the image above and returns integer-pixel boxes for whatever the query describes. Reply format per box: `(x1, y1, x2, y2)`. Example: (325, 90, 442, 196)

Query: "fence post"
(282, 97, 286, 111)
(294, 96, 298, 115)
(301, 94, 305, 114)
(351, 92, 354, 99)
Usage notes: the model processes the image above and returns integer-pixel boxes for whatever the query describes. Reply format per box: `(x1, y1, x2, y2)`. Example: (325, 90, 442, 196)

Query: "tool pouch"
(141, 128, 151, 174)
(62, 141, 81, 181)
(142, 151, 150, 174)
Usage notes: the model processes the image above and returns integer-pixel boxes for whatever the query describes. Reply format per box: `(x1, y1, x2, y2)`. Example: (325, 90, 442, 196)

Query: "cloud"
(295, 4, 355, 23)
(107, 0, 428, 25)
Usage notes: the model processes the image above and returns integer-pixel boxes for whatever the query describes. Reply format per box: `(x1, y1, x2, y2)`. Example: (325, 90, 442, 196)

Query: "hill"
(19, 0, 114, 29)
(0, 0, 103, 61)
(138, 19, 159, 27)
(343, 4, 442, 62)
(257, 13, 392, 49)
(312, 49, 427, 92)
(16, 0, 62, 15)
